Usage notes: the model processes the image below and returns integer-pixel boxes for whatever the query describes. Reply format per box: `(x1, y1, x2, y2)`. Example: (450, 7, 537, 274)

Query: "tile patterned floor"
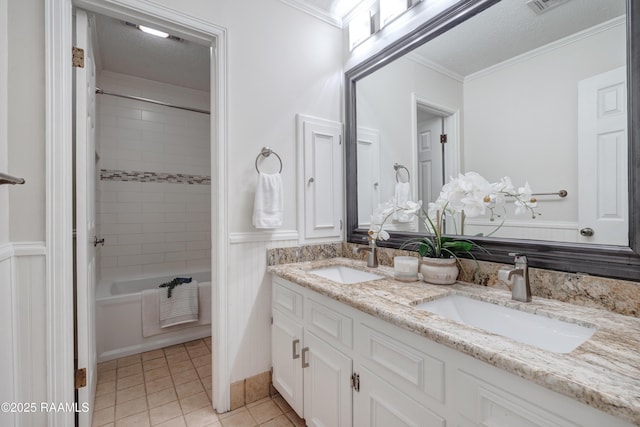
(93, 338, 306, 427)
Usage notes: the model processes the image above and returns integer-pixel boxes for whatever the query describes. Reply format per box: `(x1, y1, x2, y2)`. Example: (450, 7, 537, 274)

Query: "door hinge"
(440, 134, 448, 144)
(75, 368, 87, 389)
(351, 373, 360, 392)
(72, 47, 85, 68)
(270, 316, 273, 325)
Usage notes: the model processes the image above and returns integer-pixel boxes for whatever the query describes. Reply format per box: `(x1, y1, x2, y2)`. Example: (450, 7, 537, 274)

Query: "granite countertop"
(267, 257, 640, 425)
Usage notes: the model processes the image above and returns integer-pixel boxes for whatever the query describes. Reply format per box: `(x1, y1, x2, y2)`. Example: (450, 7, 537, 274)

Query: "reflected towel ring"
(394, 163, 410, 183)
(255, 147, 283, 174)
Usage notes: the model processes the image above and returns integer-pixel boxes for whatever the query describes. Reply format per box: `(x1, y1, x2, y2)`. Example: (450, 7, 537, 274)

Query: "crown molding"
(278, 0, 342, 28)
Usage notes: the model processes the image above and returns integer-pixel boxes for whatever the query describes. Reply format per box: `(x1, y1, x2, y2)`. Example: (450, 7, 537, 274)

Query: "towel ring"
(255, 147, 283, 174)
(394, 163, 410, 183)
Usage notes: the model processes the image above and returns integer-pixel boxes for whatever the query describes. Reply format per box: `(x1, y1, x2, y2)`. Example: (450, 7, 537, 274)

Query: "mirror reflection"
(356, 0, 627, 245)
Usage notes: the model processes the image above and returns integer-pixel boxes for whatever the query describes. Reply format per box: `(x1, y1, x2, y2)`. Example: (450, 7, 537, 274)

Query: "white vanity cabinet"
(271, 277, 353, 426)
(271, 276, 635, 427)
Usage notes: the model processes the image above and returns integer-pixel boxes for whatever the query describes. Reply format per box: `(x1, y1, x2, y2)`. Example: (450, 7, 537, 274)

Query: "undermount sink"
(415, 294, 596, 353)
(308, 266, 384, 284)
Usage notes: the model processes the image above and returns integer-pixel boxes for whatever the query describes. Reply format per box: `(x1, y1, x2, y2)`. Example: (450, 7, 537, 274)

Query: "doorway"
(47, 1, 230, 424)
(411, 95, 460, 233)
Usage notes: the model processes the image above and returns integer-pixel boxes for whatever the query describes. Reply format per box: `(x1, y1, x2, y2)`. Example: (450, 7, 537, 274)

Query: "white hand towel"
(253, 172, 284, 229)
(159, 281, 199, 328)
(394, 182, 413, 222)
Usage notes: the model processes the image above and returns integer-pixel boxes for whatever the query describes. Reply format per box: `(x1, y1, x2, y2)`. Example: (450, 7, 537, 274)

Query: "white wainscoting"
(227, 232, 299, 382)
(0, 242, 47, 427)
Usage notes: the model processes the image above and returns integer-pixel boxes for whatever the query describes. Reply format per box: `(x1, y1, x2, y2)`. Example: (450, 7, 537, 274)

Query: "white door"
(272, 309, 304, 418)
(357, 128, 381, 228)
(578, 67, 628, 245)
(74, 10, 97, 426)
(303, 330, 352, 427)
(299, 115, 343, 240)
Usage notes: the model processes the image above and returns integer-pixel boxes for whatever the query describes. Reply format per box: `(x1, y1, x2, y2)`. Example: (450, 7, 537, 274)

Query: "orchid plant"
(368, 172, 540, 261)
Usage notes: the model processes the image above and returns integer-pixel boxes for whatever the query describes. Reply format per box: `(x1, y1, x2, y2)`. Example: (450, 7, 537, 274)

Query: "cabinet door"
(272, 309, 304, 417)
(297, 114, 343, 241)
(303, 330, 352, 427)
(354, 364, 446, 427)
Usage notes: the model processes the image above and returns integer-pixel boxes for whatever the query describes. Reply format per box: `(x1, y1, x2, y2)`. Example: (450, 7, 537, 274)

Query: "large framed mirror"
(346, 0, 640, 281)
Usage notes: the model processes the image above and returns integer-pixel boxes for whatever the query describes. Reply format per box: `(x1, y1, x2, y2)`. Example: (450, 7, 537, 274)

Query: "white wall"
(96, 71, 211, 281)
(0, 0, 8, 244)
(463, 21, 626, 238)
(357, 56, 462, 207)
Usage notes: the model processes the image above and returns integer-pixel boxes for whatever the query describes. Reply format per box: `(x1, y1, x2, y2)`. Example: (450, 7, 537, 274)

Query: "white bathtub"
(96, 270, 212, 362)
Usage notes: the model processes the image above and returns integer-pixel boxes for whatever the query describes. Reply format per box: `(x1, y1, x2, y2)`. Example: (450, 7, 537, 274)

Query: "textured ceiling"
(94, 14, 211, 92)
(412, 0, 626, 78)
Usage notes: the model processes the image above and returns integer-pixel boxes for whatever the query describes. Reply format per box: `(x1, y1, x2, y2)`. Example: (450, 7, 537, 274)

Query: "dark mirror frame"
(346, 0, 640, 281)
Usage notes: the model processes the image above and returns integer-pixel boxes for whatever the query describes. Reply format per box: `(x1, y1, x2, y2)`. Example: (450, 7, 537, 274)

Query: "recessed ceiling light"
(138, 25, 169, 38)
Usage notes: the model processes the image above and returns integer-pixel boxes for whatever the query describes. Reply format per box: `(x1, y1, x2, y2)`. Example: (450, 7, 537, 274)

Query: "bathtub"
(96, 270, 212, 362)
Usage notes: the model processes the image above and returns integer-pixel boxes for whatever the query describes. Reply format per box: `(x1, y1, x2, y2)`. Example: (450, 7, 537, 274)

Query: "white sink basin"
(308, 266, 384, 284)
(415, 294, 596, 353)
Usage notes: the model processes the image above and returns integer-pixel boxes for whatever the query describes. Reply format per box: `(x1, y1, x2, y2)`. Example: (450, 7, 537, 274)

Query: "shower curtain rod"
(95, 88, 211, 115)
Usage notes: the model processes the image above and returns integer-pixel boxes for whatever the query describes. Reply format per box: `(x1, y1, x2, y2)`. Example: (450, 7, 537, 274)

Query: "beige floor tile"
(166, 352, 192, 364)
(92, 406, 115, 426)
(154, 416, 187, 427)
(169, 359, 195, 374)
(219, 409, 256, 427)
(97, 380, 117, 397)
(146, 376, 175, 395)
(195, 364, 212, 379)
(145, 366, 172, 381)
(117, 384, 146, 404)
(186, 345, 210, 359)
(283, 411, 304, 427)
(200, 376, 212, 392)
(191, 354, 211, 368)
(247, 401, 282, 424)
(184, 339, 205, 348)
(99, 369, 117, 384)
(172, 368, 199, 386)
(118, 373, 145, 390)
(95, 392, 116, 411)
(246, 398, 270, 409)
(144, 358, 169, 372)
(184, 406, 219, 427)
(115, 411, 150, 427)
(147, 387, 178, 409)
(118, 363, 143, 379)
(164, 344, 187, 356)
(98, 360, 118, 374)
(259, 414, 293, 427)
(141, 349, 165, 362)
(115, 396, 148, 420)
(179, 391, 210, 414)
(149, 400, 183, 425)
(271, 396, 292, 415)
(176, 379, 205, 400)
(117, 354, 142, 368)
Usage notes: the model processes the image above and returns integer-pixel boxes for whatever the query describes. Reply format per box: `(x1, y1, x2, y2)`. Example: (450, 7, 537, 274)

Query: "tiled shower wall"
(97, 71, 211, 281)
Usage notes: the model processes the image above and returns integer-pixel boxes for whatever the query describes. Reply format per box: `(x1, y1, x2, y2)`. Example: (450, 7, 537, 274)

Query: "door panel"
(272, 310, 304, 417)
(74, 10, 97, 426)
(578, 67, 628, 245)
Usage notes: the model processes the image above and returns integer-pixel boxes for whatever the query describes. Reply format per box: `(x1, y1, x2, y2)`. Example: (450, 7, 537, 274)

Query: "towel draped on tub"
(141, 281, 212, 337)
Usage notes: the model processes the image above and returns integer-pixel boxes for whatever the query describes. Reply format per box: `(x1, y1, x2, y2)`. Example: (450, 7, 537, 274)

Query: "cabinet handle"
(301, 347, 309, 368)
(292, 339, 300, 359)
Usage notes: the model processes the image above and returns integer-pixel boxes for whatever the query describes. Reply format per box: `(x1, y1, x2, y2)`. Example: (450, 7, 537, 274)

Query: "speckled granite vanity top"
(268, 257, 640, 425)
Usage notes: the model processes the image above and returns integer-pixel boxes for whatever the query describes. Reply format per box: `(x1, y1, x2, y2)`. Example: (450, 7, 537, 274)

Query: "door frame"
(45, 1, 230, 424)
(410, 94, 461, 196)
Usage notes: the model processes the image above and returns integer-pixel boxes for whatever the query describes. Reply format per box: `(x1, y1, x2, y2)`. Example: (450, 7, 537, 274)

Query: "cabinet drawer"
(273, 279, 303, 319)
(356, 323, 445, 405)
(305, 297, 353, 350)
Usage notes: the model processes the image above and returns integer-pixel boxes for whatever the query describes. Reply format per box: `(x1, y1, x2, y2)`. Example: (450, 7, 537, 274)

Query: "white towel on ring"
(252, 172, 283, 229)
(394, 182, 413, 222)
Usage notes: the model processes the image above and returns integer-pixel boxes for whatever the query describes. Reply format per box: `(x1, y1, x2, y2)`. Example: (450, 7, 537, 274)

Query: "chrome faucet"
(354, 245, 378, 268)
(505, 253, 532, 302)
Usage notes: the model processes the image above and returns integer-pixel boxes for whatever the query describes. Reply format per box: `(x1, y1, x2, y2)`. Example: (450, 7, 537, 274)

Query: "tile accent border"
(100, 169, 211, 185)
